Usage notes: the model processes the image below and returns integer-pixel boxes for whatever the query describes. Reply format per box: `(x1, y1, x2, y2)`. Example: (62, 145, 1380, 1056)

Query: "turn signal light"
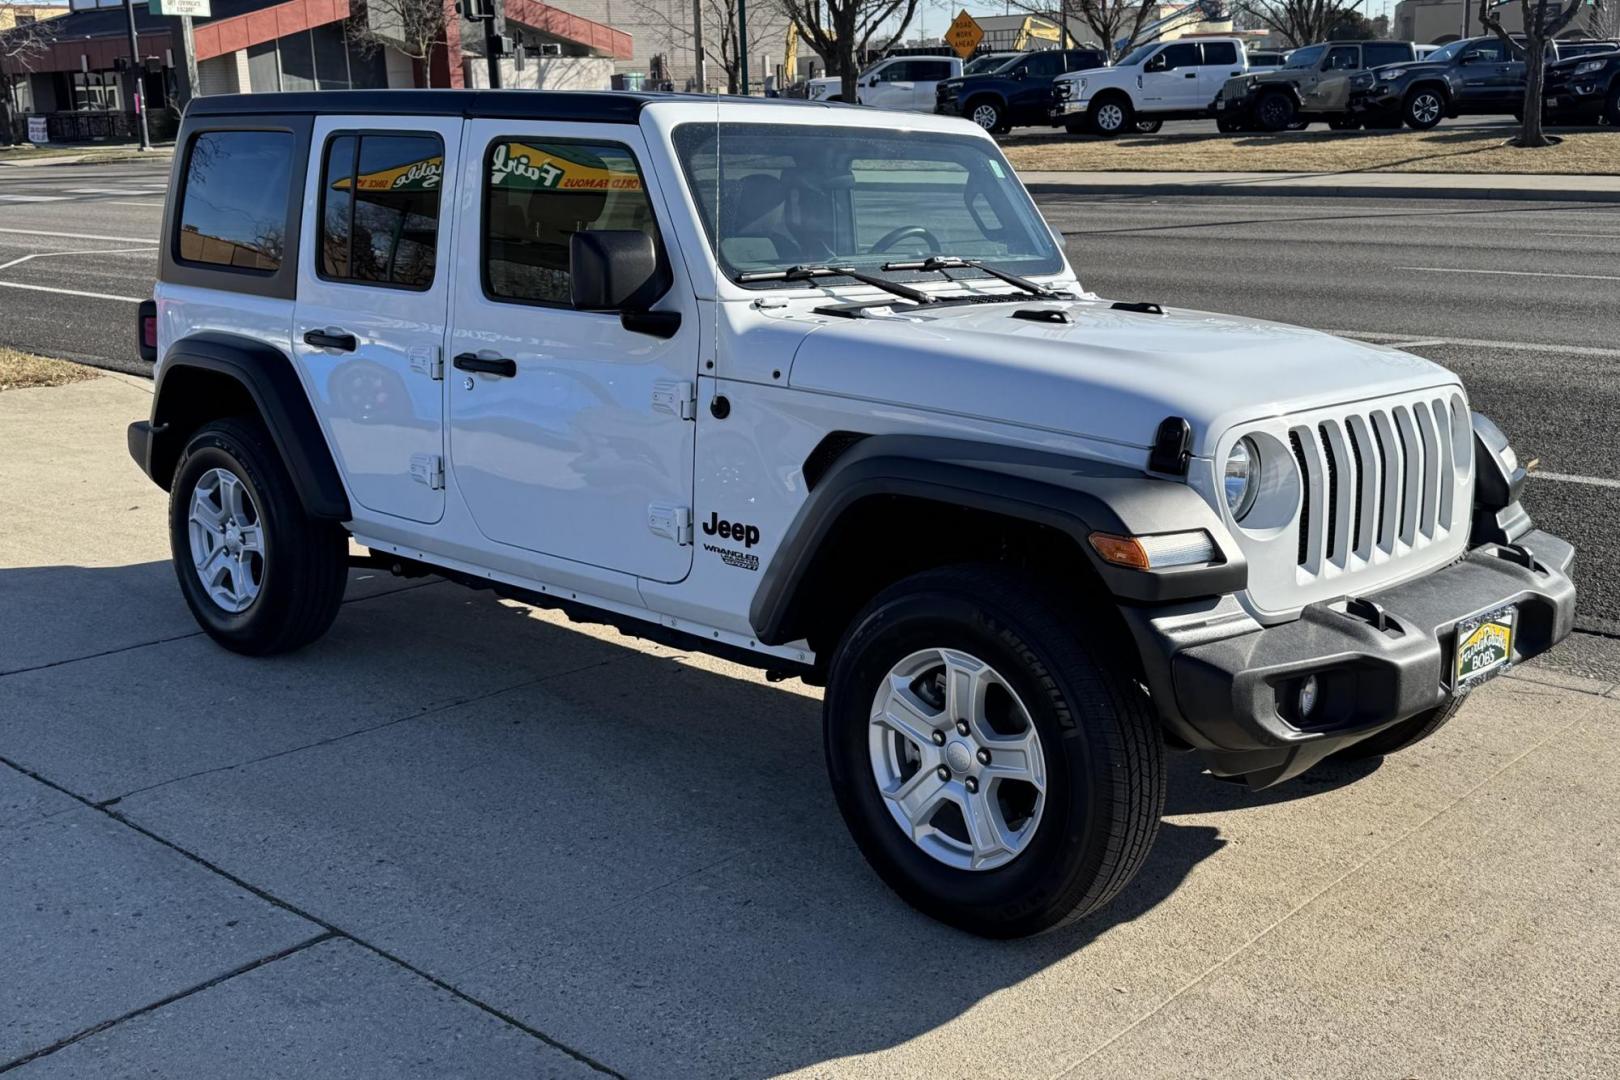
(1088, 530, 1217, 571)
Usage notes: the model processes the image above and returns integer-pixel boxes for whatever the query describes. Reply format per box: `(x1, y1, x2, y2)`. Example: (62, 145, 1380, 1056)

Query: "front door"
(445, 120, 698, 584)
(1310, 45, 1361, 111)
(865, 60, 918, 111)
(294, 116, 460, 524)
(1008, 51, 1063, 122)
(1140, 43, 1203, 109)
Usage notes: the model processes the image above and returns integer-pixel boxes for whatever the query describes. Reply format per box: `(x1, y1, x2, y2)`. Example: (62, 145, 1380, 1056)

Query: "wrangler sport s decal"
(702, 512, 761, 571)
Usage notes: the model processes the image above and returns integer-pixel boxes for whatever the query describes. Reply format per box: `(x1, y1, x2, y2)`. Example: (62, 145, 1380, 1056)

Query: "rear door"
(293, 116, 460, 525)
(444, 120, 698, 583)
(1197, 41, 1244, 106)
(909, 58, 957, 109)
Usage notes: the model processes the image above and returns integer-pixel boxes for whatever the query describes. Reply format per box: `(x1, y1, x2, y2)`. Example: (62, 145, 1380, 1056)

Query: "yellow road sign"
(946, 10, 984, 59)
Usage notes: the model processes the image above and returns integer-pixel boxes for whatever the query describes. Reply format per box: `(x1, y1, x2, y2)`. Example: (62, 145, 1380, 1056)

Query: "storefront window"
(71, 72, 120, 112)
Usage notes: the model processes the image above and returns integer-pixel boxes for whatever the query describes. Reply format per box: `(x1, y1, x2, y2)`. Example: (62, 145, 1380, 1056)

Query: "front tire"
(968, 98, 1005, 133)
(1333, 698, 1463, 761)
(1088, 95, 1133, 137)
(169, 417, 348, 655)
(824, 566, 1165, 938)
(1404, 87, 1444, 130)
(1255, 90, 1297, 132)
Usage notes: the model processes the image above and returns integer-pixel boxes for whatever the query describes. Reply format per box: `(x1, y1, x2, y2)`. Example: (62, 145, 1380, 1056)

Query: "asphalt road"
(2, 156, 1616, 658)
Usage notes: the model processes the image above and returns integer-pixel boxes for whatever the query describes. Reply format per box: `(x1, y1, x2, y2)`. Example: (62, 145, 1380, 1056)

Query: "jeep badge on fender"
(127, 88, 1575, 938)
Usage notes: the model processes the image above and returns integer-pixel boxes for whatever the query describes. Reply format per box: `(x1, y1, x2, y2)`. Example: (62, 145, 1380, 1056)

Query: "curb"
(0, 150, 175, 168)
(1022, 178, 1620, 203)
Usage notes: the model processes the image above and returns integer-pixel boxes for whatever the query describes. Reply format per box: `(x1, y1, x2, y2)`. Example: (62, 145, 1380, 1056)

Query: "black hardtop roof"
(185, 89, 838, 123)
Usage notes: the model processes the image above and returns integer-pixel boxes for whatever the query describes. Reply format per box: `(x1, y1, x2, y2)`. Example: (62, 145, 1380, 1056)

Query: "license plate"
(1453, 604, 1517, 690)
(1216, 100, 1226, 110)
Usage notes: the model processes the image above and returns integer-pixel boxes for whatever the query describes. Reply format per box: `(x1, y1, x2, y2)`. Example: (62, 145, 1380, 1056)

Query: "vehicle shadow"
(0, 561, 1365, 1077)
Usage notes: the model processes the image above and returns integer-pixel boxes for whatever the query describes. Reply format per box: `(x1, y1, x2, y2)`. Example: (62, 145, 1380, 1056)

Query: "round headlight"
(1225, 437, 1259, 520)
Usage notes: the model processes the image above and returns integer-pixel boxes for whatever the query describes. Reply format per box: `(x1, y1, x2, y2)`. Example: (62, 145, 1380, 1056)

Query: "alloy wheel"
(1411, 92, 1441, 126)
(187, 467, 266, 613)
(868, 647, 1047, 871)
(1095, 103, 1124, 132)
(971, 103, 1000, 130)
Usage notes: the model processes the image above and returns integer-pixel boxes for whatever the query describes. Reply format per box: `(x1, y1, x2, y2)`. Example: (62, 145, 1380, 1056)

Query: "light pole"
(692, 0, 708, 90)
(123, 0, 152, 150)
(737, 0, 749, 94)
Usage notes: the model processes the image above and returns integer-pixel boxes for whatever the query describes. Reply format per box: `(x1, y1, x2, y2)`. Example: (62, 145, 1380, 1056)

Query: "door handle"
(453, 353, 517, 378)
(304, 328, 357, 352)
(1184, 72, 1197, 78)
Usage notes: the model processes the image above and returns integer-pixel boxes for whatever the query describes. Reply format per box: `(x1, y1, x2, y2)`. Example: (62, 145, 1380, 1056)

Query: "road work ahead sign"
(946, 10, 984, 59)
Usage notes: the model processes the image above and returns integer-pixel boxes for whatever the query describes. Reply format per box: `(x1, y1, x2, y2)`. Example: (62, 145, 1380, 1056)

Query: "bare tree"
(1234, 0, 1367, 47)
(998, 0, 1156, 62)
(1481, 0, 1589, 148)
(780, 0, 920, 102)
(347, 0, 449, 88)
(1, 1, 52, 146)
(632, 0, 775, 92)
(1585, 0, 1617, 39)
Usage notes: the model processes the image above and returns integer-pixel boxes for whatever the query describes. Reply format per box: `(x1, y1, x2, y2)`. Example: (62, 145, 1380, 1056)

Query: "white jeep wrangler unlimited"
(130, 90, 1575, 938)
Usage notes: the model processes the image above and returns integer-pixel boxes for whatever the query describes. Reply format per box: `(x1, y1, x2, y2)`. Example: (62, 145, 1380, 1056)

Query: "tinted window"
(1065, 49, 1105, 71)
(1158, 43, 1202, 69)
(1324, 46, 1359, 70)
(1464, 40, 1507, 61)
(1284, 44, 1326, 68)
(1023, 52, 1063, 78)
(483, 139, 657, 306)
(177, 130, 293, 273)
(319, 132, 443, 289)
(912, 60, 954, 80)
(877, 61, 915, 81)
(1364, 42, 1412, 66)
(1202, 41, 1238, 65)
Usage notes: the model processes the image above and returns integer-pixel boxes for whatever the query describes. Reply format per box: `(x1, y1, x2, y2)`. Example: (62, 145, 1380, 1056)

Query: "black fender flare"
(748, 435, 1247, 646)
(146, 332, 351, 520)
(962, 91, 1007, 117)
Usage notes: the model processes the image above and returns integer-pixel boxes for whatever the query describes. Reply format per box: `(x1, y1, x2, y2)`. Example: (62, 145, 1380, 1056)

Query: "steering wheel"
(869, 225, 941, 254)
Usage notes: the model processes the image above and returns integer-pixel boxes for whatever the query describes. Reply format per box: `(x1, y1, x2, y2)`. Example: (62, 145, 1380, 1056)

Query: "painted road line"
(1396, 265, 1620, 282)
(0, 226, 157, 244)
(62, 187, 159, 195)
(0, 246, 156, 272)
(0, 280, 142, 303)
(1534, 471, 1620, 490)
(1332, 330, 1620, 360)
(0, 195, 69, 202)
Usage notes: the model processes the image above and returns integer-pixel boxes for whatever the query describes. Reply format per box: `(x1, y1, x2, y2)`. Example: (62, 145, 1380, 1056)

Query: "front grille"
(1287, 393, 1470, 581)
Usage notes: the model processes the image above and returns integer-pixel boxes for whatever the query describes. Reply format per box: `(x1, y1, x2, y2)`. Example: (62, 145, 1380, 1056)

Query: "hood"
(786, 299, 1459, 458)
(1548, 49, 1618, 70)
(1367, 59, 1445, 76)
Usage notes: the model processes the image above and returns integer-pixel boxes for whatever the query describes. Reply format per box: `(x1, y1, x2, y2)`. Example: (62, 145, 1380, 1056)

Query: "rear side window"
(913, 60, 954, 81)
(483, 139, 658, 306)
(177, 130, 294, 273)
(1364, 42, 1412, 67)
(1202, 42, 1238, 65)
(318, 131, 444, 289)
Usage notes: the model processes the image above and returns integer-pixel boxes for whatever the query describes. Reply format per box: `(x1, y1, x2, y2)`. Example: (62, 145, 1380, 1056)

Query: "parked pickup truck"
(1349, 35, 1619, 129)
(935, 47, 1108, 133)
(1052, 36, 1249, 135)
(1215, 40, 1418, 131)
(129, 89, 1575, 938)
(1542, 47, 1620, 126)
(806, 55, 963, 109)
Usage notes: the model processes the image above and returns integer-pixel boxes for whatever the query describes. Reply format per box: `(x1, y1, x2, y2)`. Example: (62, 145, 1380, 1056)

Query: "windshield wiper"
(735, 264, 936, 305)
(881, 255, 1069, 299)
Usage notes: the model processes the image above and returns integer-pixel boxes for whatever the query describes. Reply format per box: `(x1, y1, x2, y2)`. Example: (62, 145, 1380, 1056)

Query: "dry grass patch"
(1003, 127, 1620, 175)
(0, 349, 100, 392)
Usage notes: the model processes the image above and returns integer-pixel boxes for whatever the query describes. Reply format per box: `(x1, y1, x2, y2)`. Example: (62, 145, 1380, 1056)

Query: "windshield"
(673, 123, 1064, 285)
(966, 53, 1016, 74)
(1284, 45, 1325, 69)
(1424, 39, 1473, 63)
(1119, 42, 1158, 67)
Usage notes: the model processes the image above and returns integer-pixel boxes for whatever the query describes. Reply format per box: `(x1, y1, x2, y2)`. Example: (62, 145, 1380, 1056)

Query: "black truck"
(935, 47, 1108, 133)
(1543, 47, 1620, 125)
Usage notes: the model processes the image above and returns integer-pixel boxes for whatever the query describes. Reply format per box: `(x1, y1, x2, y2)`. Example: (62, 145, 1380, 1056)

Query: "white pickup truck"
(806, 55, 963, 109)
(129, 89, 1573, 938)
(1052, 36, 1249, 134)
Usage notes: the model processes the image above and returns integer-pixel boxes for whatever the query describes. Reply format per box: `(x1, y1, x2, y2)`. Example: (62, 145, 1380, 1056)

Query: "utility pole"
(691, 0, 708, 91)
(737, 0, 749, 93)
(486, 0, 506, 88)
(123, 0, 152, 150)
(175, 14, 200, 109)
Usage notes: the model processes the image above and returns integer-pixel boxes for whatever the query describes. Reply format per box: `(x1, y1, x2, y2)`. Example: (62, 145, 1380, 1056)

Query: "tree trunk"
(838, 8, 859, 103)
(1517, 42, 1550, 147)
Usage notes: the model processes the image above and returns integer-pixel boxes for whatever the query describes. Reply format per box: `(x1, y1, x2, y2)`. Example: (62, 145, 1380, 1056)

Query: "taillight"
(136, 299, 157, 363)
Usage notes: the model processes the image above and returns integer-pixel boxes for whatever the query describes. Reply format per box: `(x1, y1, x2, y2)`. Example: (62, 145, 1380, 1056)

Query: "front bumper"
(1124, 529, 1577, 786)
(1350, 86, 1405, 115)
(1544, 84, 1605, 121)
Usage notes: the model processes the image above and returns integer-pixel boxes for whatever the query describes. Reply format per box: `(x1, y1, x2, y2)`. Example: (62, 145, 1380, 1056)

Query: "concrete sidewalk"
(1022, 168, 1620, 202)
(3, 374, 1619, 1078)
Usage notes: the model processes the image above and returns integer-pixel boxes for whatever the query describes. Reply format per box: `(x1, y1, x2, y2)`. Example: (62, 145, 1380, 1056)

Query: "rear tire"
(1133, 119, 1163, 133)
(168, 417, 348, 656)
(824, 565, 1165, 938)
(1216, 115, 1247, 133)
(1255, 90, 1297, 132)
(1088, 95, 1134, 137)
(1604, 81, 1620, 126)
(1328, 115, 1361, 130)
(1332, 698, 1463, 761)
(1404, 87, 1445, 130)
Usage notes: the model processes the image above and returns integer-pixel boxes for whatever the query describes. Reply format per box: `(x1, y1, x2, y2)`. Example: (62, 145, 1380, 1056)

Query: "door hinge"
(410, 344, 443, 380)
(410, 453, 444, 490)
(648, 503, 693, 545)
(651, 379, 696, 420)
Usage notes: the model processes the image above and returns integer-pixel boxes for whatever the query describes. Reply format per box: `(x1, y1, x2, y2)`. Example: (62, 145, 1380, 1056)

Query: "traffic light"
(457, 0, 491, 20)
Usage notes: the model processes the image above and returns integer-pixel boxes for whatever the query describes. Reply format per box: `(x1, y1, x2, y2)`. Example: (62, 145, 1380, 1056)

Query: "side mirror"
(1145, 55, 1167, 73)
(569, 230, 679, 337)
